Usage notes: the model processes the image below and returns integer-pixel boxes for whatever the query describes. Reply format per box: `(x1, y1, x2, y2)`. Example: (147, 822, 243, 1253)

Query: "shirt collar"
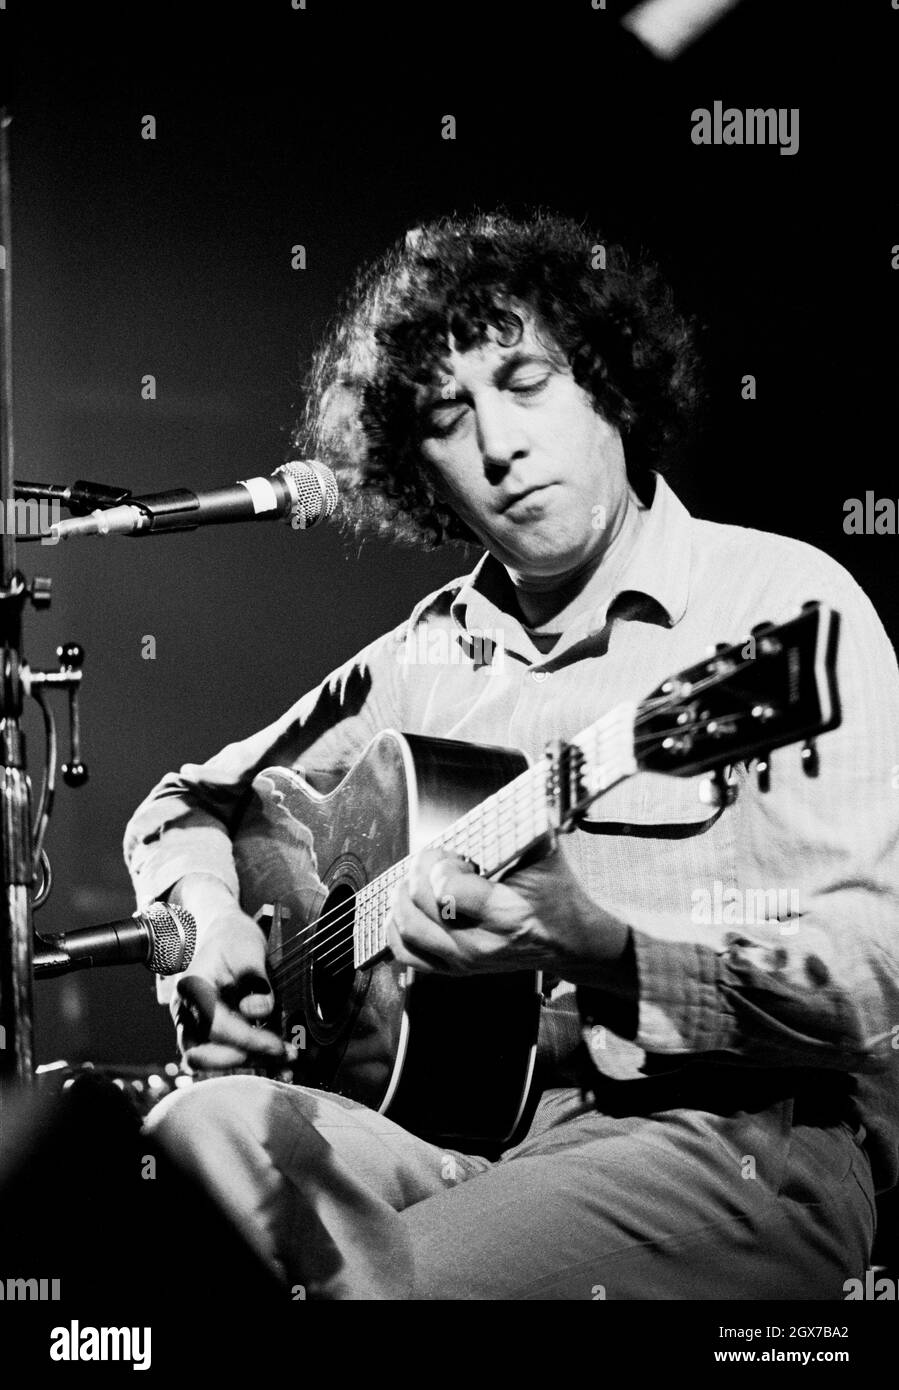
(450, 473, 693, 656)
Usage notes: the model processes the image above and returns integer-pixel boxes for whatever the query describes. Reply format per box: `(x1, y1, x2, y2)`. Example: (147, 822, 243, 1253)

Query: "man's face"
(417, 313, 630, 580)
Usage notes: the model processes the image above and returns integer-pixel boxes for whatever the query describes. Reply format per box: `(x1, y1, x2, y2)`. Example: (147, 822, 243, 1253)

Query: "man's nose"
(475, 396, 528, 472)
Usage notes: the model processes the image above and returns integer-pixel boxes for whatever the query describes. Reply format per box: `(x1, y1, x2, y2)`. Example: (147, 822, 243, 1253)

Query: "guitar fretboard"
(353, 702, 637, 968)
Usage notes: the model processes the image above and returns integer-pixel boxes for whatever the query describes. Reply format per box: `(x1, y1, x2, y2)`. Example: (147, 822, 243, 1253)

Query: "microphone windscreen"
(139, 902, 197, 975)
(277, 460, 339, 528)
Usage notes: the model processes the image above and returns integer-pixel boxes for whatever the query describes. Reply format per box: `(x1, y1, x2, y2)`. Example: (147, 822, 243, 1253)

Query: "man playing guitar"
(126, 212, 899, 1299)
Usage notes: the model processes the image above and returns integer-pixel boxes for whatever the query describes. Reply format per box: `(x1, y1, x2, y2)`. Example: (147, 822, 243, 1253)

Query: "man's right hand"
(167, 876, 294, 1072)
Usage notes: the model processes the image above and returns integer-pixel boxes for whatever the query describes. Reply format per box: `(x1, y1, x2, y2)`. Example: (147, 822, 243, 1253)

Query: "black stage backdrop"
(0, 0, 893, 1070)
(0, 3, 896, 1329)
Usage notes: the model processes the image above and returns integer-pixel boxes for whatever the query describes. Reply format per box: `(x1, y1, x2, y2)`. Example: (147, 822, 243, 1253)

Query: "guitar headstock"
(635, 602, 841, 779)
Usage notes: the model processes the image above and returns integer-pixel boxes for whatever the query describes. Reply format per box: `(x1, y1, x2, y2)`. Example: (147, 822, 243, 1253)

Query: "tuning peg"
(755, 757, 771, 793)
(749, 621, 782, 657)
(801, 739, 819, 777)
(699, 766, 738, 808)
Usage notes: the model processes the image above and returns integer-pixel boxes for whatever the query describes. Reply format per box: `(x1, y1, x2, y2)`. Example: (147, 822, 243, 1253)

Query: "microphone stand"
(14, 479, 133, 515)
(0, 107, 34, 1090)
(0, 110, 88, 1097)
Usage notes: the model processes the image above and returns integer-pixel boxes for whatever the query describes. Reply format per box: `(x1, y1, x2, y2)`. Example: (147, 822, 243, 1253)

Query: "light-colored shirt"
(124, 475, 899, 1190)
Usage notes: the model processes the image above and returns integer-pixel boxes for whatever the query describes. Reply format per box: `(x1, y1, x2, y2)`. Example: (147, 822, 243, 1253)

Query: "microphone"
(47, 461, 338, 540)
(33, 902, 197, 978)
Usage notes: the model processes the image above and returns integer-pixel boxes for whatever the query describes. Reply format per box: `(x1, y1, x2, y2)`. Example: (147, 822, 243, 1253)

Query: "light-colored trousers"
(144, 1076, 875, 1300)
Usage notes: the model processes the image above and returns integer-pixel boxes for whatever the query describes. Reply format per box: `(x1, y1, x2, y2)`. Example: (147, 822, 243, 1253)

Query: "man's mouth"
(498, 484, 554, 515)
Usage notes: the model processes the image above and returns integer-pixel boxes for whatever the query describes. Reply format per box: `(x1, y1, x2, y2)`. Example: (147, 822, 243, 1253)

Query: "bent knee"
(145, 1075, 281, 1149)
(144, 1075, 327, 1173)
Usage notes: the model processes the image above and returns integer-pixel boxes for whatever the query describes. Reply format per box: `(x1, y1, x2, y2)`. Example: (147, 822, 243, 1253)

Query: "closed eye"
(508, 375, 550, 397)
(423, 403, 470, 439)
(422, 371, 552, 437)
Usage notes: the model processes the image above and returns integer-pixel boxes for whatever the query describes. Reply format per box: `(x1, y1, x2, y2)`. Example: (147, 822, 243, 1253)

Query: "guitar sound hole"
(311, 882, 357, 1025)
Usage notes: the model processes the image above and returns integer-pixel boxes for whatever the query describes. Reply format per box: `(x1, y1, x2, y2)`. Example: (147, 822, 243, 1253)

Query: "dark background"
(0, 0, 894, 1068)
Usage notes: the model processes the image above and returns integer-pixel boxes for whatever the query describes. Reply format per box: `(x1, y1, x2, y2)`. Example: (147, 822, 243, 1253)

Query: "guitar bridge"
(544, 739, 585, 833)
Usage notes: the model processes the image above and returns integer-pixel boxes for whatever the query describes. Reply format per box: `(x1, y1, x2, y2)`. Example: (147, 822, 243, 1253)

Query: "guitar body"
(232, 732, 544, 1155)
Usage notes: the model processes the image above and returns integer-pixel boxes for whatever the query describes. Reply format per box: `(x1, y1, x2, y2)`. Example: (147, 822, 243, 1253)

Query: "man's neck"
(505, 489, 647, 635)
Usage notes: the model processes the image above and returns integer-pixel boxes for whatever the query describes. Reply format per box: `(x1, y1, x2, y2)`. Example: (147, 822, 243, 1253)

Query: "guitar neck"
(353, 702, 638, 968)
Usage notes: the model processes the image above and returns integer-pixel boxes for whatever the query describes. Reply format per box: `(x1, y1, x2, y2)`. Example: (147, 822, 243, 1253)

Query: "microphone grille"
(139, 902, 197, 976)
(277, 461, 339, 529)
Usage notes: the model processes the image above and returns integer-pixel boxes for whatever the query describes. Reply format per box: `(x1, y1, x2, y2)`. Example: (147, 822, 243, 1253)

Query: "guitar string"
(277, 708, 757, 982)
(267, 698, 755, 985)
(271, 697, 757, 981)
(268, 711, 641, 976)
(266, 708, 633, 967)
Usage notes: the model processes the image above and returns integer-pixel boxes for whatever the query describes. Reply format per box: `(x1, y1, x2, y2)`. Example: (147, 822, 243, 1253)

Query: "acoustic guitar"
(228, 602, 840, 1154)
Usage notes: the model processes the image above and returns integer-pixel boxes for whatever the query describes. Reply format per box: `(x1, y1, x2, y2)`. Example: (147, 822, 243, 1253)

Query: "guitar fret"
(352, 703, 638, 969)
(368, 893, 374, 965)
(363, 889, 370, 965)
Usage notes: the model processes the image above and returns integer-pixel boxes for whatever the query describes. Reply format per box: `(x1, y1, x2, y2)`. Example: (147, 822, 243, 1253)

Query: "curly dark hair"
(294, 210, 704, 549)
